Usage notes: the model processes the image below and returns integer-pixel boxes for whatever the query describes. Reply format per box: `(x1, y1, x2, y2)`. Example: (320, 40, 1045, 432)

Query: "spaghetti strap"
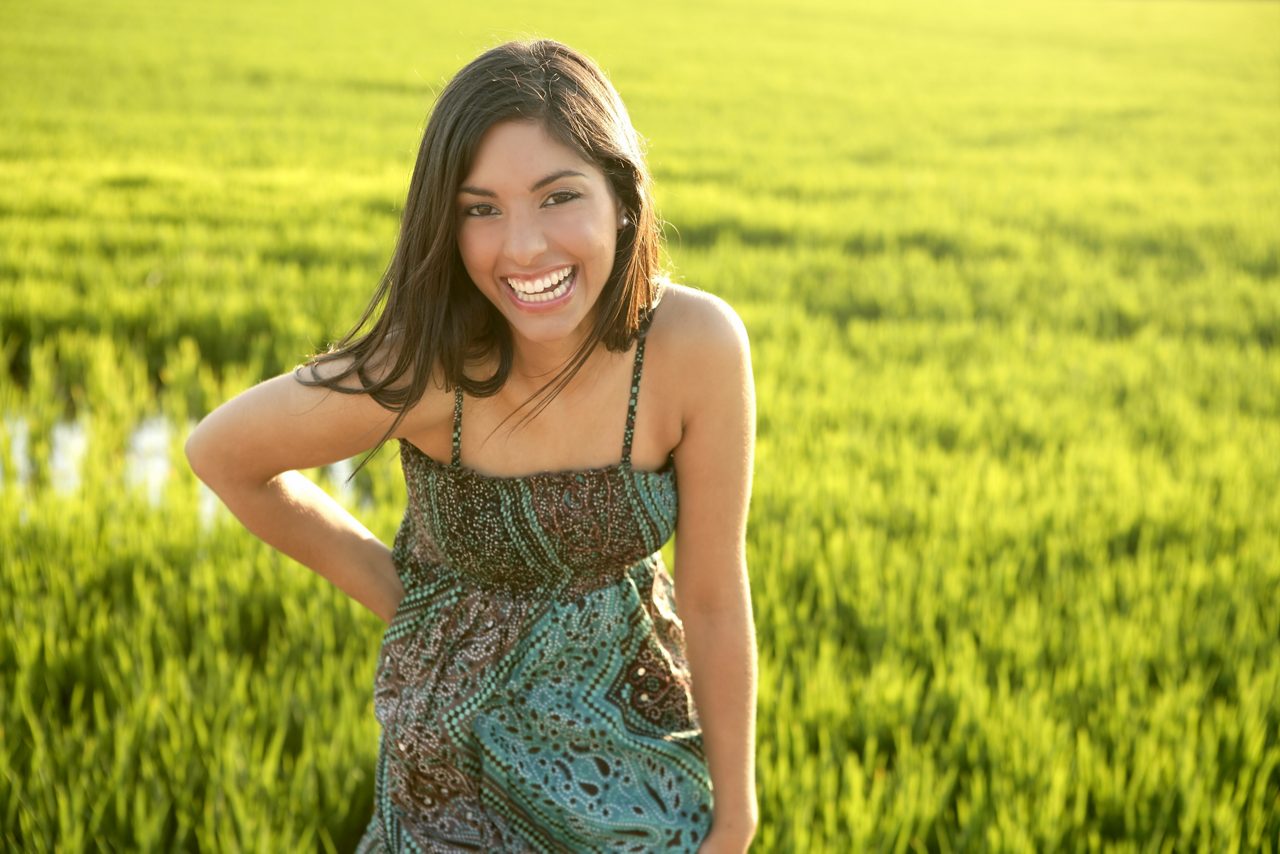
(451, 386, 463, 467)
(621, 312, 654, 467)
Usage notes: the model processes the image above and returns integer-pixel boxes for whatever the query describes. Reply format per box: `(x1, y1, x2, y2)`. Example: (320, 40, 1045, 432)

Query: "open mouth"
(504, 266, 575, 304)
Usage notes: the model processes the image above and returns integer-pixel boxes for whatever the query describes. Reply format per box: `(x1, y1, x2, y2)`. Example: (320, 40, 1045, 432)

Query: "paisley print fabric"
(357, 313, 714, 852)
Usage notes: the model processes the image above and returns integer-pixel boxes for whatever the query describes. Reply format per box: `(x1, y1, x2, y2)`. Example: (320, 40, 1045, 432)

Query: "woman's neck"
(506, 322, 599, 385)
(497, 333, 619, 409)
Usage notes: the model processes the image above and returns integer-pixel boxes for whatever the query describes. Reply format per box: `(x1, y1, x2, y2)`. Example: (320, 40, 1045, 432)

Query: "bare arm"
(185, 365, 418, 623)
(672, 296, 759, 850)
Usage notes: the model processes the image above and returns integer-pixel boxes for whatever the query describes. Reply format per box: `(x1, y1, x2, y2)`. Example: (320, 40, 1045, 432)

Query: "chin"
(493, 276, 604, 344)
(506, 311, 596, 347)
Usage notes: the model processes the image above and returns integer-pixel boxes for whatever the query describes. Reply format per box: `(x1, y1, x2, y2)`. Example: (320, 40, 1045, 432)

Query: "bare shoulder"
(650, 282, 752, 382)
(294, 330, 453, 439)
(645, 282, 753, 444)
(651, 280, 749, 352)
(299, 328, 429, 389)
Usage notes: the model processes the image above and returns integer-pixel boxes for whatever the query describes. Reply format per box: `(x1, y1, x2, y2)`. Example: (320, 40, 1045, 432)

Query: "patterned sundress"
(357, 313, 714, 852)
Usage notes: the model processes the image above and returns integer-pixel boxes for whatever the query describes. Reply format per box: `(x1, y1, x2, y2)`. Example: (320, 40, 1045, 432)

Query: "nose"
(501, 207, 548, 267)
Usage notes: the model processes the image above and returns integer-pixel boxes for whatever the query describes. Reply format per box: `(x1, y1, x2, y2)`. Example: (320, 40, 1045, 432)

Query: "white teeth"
(505, 266, 573, 295)
(510, 269, 574, 303)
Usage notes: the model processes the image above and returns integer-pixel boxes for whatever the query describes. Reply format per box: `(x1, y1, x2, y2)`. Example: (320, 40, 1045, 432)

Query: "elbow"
(185, 419, 237, 490)
(184, 416, 280, 495)
(676, 564, 753, 618)
(184, 422, 215, 485)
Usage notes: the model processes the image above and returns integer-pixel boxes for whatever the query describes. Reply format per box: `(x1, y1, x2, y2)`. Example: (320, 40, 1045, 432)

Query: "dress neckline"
(401, 439, 676, 484)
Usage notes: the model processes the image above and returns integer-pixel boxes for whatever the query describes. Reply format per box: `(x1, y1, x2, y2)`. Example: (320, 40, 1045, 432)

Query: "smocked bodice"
(392, 448, 676, 600)
(388, 312, 677, 600)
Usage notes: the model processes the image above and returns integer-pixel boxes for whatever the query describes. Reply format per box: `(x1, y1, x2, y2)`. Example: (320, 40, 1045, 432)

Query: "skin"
(456, 120, 622, 380)
(185, 119, 759, 851)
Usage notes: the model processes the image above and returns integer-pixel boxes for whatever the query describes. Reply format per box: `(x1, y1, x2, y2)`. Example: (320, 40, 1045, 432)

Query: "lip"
(503, 266, 577, 312)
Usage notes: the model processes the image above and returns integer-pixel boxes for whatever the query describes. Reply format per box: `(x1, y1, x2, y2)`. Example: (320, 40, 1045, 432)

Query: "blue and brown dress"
(357, 312, 713, 852)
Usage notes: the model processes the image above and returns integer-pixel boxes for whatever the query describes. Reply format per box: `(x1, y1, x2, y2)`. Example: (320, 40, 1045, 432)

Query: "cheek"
(562, 214, 617, 265)
(456, 228, 492, 274)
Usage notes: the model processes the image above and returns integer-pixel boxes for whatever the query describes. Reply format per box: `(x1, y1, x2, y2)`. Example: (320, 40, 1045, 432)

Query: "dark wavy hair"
(297, 39, 663, 456)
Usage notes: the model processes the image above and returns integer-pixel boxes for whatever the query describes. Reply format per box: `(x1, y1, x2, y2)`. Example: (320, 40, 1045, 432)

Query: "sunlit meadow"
(2, 0, 1278, 850)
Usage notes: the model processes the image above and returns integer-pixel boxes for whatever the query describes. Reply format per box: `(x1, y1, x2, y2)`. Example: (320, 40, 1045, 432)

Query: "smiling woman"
(184, 40, 758, 853)
(456, 121, 624, 344)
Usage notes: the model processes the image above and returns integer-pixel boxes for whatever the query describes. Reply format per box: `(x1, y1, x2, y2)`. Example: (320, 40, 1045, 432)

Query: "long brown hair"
(297, 39, 663, 460)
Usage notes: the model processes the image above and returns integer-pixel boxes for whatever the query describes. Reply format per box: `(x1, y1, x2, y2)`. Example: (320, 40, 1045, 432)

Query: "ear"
(611, 186, 630, 230)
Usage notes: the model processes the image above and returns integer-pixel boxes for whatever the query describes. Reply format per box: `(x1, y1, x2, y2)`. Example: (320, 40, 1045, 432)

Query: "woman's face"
(456, 119, 623, 350)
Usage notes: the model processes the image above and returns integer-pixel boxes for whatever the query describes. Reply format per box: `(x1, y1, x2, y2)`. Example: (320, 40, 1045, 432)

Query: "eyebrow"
(458, 169, 587, 198)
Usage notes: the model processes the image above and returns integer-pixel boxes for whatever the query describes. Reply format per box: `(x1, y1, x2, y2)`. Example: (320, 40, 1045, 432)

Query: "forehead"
(462, 120, 603, 189)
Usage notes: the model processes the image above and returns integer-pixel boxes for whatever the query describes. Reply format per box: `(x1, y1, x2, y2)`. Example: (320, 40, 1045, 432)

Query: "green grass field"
(2, 0, 1278, 850)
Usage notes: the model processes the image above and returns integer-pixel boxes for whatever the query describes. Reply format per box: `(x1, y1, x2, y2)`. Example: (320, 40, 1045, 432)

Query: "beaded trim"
(450, 383, 463, 467)
(621, 322, 649, 467)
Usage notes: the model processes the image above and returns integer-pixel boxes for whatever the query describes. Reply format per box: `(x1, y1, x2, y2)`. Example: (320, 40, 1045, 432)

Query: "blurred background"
(2, 0, 1277, 849)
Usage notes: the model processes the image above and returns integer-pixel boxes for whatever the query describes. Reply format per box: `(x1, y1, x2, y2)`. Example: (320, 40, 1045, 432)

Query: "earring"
(619, 214, 630, 229)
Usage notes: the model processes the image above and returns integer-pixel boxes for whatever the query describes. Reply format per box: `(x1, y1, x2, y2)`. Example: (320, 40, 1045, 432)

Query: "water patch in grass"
(3, 415, 367, 520)
(50, 419, 87, 494)
(124, 415, 170, 504)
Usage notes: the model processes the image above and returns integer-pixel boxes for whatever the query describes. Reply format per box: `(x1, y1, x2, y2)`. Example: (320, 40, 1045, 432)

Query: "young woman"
(186, 40, 757, 853)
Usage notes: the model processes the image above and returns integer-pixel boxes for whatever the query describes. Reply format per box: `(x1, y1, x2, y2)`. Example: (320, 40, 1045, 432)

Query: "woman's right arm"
(184, 365, 414, 624)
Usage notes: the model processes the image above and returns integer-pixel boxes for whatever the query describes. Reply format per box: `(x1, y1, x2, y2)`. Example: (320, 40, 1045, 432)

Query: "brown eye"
(544, 191, 580, 207)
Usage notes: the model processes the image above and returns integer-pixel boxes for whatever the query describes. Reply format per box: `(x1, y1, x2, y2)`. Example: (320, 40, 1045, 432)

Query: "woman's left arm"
(672, 296, 759, 852)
